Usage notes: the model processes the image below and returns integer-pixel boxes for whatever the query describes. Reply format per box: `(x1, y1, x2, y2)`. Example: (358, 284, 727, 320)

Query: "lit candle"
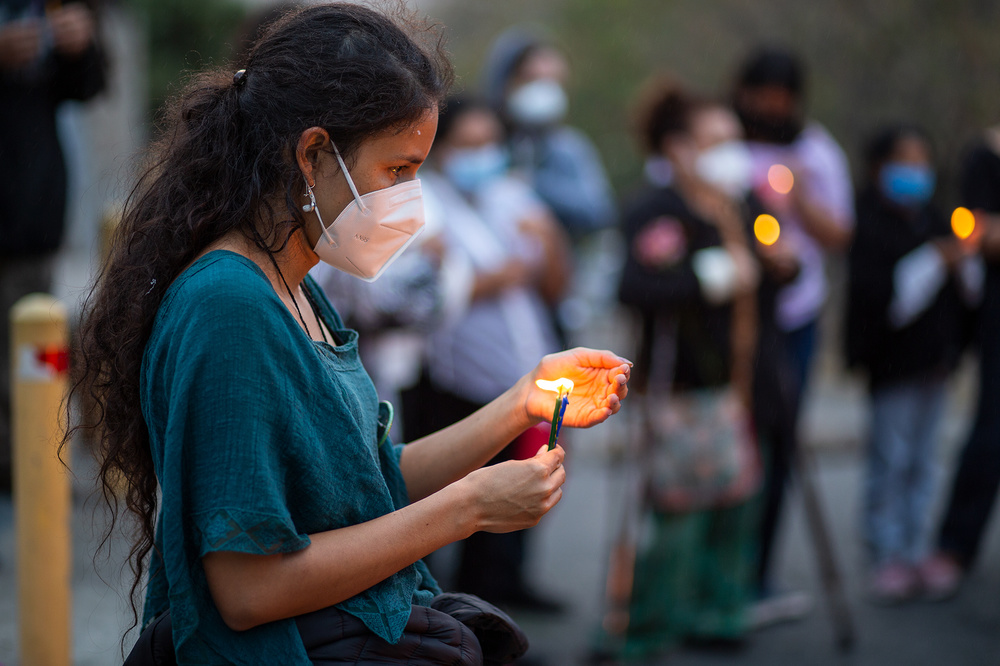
(952, 206, 975, 240)
(754, 214, 781, 246)
(767, 164, 794, 194)
(535, 378, 574, 450)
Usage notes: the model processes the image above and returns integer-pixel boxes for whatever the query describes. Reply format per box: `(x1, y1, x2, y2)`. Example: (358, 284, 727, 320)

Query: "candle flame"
(952, 206, 975, 240)
(536, 378, 574, 394)
(754, 214, 781, 246)
(768, 164, 794, 194)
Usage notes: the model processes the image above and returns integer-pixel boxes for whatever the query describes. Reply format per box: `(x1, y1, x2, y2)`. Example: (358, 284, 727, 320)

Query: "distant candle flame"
(754, 214, 781, 246)
(952, 206, 975, 240)
(768, 164, 794, 194)
(536, 378, 574, 394)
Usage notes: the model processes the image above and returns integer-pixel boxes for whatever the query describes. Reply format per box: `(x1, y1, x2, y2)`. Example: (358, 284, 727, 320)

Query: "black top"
(0, 0, 106, 257)
(846, 187, 966, 388)
(961, 140, 1000, 343)
(617, 184, 732, 392)
(960, 141, 1000, 214)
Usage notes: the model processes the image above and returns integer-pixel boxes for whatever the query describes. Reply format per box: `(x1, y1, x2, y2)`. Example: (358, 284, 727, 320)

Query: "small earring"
(302, 183, 317, 213)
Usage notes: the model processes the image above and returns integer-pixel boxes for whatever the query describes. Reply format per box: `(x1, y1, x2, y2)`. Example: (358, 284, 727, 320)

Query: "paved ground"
(2, 394, 999, 666)
(512, 435, 1000, 666)
(501, 316, 1000, 666)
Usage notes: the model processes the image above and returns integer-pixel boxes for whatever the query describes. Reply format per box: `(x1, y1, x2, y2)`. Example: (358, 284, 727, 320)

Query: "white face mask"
(506, 78, 568, 127)
(694, 140, 754, 198)
(308, 144, 426, 282)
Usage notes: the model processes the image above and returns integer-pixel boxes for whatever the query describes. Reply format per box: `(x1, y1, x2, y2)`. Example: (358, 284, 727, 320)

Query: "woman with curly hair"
(68, 4, 630, 663)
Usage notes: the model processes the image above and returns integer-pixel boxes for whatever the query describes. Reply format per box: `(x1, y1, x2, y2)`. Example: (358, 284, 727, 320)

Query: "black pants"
(752, 320, 805, 592)
(937, 301, 1000, 568)
(401, 374, 526, 603)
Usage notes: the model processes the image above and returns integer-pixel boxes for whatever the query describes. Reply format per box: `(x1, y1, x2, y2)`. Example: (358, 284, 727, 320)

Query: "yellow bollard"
(12, 293, 71, 666)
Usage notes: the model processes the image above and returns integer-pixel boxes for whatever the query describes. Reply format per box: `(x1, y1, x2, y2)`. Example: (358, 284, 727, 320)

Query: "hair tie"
(233, 69, 248, 88)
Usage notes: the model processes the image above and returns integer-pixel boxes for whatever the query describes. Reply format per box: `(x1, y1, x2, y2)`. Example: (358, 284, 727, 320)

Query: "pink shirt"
(747, 123, 855, 330)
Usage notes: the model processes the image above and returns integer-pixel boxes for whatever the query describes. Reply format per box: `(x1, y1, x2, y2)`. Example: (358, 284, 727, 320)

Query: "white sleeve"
(691, 247, 738, 305)
(437, 249, 475, 326)
(888, 243, 947, 329)
(957, 255, 985, 307)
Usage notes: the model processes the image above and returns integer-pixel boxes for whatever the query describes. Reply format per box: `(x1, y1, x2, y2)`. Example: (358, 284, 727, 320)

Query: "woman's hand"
(49, 4, 96, 58)
(0, 20, 41, 71)
(521, 347, 631, 429)
(460, 445, 567, 534)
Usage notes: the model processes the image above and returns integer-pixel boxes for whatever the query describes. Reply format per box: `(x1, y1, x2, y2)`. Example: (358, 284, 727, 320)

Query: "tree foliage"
(432, 0, 1000, 204)
(123, 0, 247, 117)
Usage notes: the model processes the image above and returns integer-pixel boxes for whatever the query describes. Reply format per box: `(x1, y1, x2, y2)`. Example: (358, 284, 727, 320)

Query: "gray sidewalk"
(513, 429, 1000, 666)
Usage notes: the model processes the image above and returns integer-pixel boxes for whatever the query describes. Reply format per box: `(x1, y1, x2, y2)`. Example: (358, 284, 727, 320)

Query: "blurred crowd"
(4, 1, 1000, 664)
(308, 25, 1000, 664)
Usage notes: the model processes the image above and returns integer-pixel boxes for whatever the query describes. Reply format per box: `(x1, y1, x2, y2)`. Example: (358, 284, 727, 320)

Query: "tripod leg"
(793, 446, 856, 651)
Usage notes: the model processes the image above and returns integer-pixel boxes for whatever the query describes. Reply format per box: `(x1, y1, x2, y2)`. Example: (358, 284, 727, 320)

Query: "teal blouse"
(139, 251, 440, 665)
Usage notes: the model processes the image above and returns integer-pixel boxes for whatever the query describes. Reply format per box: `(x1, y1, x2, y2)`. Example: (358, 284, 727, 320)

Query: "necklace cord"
(251, 229, 319, 342)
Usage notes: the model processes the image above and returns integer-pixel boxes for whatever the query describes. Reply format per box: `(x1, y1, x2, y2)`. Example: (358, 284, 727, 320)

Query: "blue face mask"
(879, 163, 936, 208)
(442, 144, 509, 193)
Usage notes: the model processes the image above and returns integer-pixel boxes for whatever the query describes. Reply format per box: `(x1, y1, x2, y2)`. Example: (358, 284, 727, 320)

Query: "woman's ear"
(295, 127, 331, 186)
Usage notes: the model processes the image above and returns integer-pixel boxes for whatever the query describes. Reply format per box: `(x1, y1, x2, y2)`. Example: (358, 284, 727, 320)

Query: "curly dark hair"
(65, 0, 452, 638)
(632, 75, 705, 155)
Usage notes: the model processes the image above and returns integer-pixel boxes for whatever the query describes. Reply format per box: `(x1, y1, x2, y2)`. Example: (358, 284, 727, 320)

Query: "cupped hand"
(524, 347, 631, 429)
(0, 20, 42, 71)
(49, 3, 95, 57)
(463, 445, 567, 534)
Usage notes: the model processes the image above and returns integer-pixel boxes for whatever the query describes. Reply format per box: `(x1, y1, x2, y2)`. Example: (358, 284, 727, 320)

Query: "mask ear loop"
(331, 143, 371, 215)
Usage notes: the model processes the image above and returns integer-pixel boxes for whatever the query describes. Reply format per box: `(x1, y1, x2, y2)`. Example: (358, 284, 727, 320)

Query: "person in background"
(406, 96, 573, 615)
(924, 123, 1000, 600)
(608, 80, 760, 660)
(0, 0, 105, 492)
(480, 27, 615, 242)
(731, 47, 854, 613)
(480, 28, 617, 342)
(846, 124, 981, 604)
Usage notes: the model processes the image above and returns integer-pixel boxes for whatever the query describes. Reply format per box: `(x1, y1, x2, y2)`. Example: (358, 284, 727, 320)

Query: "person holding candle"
(845, 123, 981, 604)
(919, 124, 1000, 601)
(64, 6, 630, 663)
(604, 79, 761, 660)
(730, 47, 856, 612)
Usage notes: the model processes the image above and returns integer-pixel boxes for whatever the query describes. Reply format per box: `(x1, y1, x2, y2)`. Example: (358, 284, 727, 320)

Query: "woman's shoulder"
(153, 250, 289, 341)
(165, 251, 273, 310)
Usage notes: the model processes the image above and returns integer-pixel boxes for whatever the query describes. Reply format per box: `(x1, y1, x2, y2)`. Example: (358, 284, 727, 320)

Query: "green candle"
(536, 378, 573, 451)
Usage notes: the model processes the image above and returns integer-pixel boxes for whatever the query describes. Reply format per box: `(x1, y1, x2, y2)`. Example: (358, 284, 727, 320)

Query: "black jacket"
(0, 0, 106, 257)
(617, 184, 732, 392)
(960, 140, 1000, 346)
(846, 187, 966, 388)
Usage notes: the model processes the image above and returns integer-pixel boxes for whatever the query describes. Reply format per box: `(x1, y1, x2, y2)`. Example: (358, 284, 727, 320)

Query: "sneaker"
(918, 553, 963, 602)
(868, 562, 918, 605)
(748, 590, 814, 630)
